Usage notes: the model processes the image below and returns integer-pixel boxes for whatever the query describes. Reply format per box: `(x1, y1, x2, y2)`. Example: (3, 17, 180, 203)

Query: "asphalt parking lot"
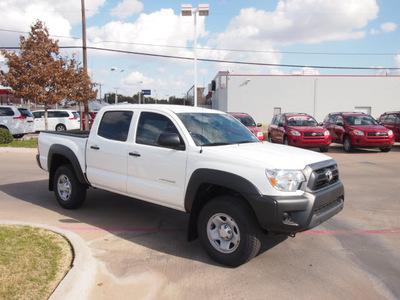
(1, 144, 400, 300)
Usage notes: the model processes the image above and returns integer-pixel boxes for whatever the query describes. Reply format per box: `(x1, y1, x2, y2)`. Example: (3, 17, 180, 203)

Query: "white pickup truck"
(37, 104, 344, 267)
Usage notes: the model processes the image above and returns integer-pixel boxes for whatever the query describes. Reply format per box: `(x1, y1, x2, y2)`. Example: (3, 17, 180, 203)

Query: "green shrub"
(0, 128, 13, 144)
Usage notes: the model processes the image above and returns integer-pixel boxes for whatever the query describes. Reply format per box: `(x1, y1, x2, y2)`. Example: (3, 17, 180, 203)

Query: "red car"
(378, 111, 400, 142)
(229, 112, 265, 141)
(323, 112, 395, 152)
(268, 113, 331, 152)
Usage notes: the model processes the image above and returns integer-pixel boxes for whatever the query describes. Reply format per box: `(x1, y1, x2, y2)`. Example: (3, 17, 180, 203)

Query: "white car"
(0, 105, 35, 138)
(32, 109, 80, 131)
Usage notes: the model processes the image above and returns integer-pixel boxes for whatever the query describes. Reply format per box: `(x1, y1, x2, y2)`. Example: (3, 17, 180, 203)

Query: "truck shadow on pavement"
(0, 179, 287, 268)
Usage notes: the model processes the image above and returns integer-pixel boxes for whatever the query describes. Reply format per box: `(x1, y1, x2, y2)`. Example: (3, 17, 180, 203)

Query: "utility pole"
(81, 0, 89, 130)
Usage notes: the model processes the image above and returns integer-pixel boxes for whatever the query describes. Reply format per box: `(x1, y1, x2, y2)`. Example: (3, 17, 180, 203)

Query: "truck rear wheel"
(198, 196, 262, 267)
(53, 164, 86, 209)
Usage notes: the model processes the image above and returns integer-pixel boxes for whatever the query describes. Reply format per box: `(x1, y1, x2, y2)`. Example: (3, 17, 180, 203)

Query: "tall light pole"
(111, 67, 124, 104)
(181, 4, 209, 107)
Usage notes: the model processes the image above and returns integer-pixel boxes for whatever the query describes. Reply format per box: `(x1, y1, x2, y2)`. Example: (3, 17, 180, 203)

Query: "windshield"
(345, 115, 378, 126)
(286, 115, 318, 126)
(178, 112, 259, 146)
(234, 116, 256, 127)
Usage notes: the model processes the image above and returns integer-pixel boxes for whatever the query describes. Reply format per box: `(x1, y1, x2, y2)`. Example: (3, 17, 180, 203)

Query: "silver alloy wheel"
(57, 174, 72, 201)
(207, 213, 240, 253)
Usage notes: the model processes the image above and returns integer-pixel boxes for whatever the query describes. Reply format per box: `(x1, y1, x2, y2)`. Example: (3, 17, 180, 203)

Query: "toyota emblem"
(325, 170, 333, 182)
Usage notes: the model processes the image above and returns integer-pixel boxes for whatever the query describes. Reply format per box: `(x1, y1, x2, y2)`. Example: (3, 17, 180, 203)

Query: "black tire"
(198, 196, 262, 267)
(56, 124, 66, 131)
(268, 134, 273, 143)
(343, 136, 353, 153)
(13, 134, 24, 139)
(284, 136, 289, 145)
(320, 146, 329, 152)
(53, 164, 86, 209)
(380, 146, 391, 152)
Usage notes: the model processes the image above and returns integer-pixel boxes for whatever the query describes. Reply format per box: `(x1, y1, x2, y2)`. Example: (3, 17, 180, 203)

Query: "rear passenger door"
(126, 111, 188, 210)
(86, 110, 134, 193)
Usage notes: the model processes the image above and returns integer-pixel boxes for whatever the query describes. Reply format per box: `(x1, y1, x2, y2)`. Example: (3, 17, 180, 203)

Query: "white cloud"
(208, 0, 379, 75)
(110, 0, 143, 19)
(380, 22, 397, 32)
(0, 0, 105, 46)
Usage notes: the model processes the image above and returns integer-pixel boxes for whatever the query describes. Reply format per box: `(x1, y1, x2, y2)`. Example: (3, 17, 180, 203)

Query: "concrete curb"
(0, 221, 96, 299)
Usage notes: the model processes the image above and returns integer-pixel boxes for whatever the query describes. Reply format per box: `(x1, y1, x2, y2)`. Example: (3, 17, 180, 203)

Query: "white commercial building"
(210, 72, 400, 124)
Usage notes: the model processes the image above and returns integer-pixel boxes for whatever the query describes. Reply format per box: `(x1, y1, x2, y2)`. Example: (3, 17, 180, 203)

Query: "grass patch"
(0, 138, 37, 148)
(0, 225, 73, 300)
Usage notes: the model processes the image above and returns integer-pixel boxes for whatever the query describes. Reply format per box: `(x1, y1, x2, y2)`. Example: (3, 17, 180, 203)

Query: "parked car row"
(1, 105, 97, 138)
(267, 111, 397, 153)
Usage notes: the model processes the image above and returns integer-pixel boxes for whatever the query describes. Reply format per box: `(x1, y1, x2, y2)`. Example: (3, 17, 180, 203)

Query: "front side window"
(385, 114, 396, 124)
(98, 111, 133, 141)
(136, 112, 183, 147)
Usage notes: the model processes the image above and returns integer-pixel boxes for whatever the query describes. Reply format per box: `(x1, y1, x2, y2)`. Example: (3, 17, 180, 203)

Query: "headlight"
(256, 131, 264, 138)
(324, 130, 330, 136)
(352, 130, 364, 136)
(388, 130, 394, 136)
(290, 130, 301, 136)
(266, 169, 306, 192)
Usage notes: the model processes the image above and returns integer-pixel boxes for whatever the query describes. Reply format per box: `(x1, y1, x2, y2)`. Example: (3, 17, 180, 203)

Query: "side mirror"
(336, 122, 344, 127)
(256, 123, 262, 127)
(278, 122, 285, 127)
(157, 132, 185, 150)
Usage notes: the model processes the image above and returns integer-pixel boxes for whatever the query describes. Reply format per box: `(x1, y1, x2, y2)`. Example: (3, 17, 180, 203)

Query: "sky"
(0, 0, 399, 101)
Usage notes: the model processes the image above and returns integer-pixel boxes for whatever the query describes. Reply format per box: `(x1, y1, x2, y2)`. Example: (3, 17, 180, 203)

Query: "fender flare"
(184, 168, 273, 241)
(48, 144, 88, 191)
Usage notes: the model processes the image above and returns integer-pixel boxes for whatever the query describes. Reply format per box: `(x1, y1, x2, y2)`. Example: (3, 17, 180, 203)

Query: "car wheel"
(198, 196, 262, 267)
(380, 146, 391, 152)
(284, 136, 290, 145)
(343, 136, 353, 152)
(56, 124, 66, 131)
(320, 146, 329, 152)
(12, 134, 24, 139)
(53, 164, 86, 209)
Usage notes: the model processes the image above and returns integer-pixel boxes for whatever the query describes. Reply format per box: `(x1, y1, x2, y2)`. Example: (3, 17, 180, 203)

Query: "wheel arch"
(48, 144, 88, 191)
(185, 169, 262, 241)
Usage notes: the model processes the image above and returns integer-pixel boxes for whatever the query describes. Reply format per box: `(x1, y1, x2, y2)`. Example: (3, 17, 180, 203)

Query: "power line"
(1, 44, 399, 71)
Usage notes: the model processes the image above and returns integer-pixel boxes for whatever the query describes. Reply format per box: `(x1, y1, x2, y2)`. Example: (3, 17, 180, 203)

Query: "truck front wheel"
(53, 164, 86, 209)
(198, 196, 262, 267)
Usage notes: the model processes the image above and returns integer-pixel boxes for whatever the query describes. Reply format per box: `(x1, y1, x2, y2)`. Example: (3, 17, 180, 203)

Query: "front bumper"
(247, 160, 344, 234)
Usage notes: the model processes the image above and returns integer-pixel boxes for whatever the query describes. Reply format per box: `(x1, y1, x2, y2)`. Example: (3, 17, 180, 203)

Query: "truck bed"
(41, 130, 90, 138)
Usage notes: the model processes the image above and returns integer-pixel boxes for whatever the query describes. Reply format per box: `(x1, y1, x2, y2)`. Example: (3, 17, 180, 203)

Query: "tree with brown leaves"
(1, 20, 97, 130)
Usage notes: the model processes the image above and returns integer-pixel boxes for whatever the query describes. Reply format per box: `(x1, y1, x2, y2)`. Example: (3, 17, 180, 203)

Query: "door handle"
(129, 152, 141, 157)
(90, 145, 100, 150)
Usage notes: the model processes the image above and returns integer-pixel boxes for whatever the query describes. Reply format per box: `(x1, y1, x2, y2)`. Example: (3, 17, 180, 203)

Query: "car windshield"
(178, 112, 259, 146)
(286, 115, 318, 126)
(345, 115, 378, 126)
(234, 116, 256, 127)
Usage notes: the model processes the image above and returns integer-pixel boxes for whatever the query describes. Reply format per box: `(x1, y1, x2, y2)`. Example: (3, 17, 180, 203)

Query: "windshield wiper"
(203, 142, 231, 146)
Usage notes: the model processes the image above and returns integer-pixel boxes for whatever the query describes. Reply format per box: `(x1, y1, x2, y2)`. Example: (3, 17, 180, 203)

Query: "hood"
(287, 126, 326, 132)
(201, 142, 332, 170)
(347, 124, 389, 132)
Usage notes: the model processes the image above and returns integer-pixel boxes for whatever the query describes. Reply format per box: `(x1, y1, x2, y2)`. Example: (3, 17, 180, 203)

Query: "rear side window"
(18, 108, 33, 118)
(98, 111, 133, 142)
(0, 107, 14, 116)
